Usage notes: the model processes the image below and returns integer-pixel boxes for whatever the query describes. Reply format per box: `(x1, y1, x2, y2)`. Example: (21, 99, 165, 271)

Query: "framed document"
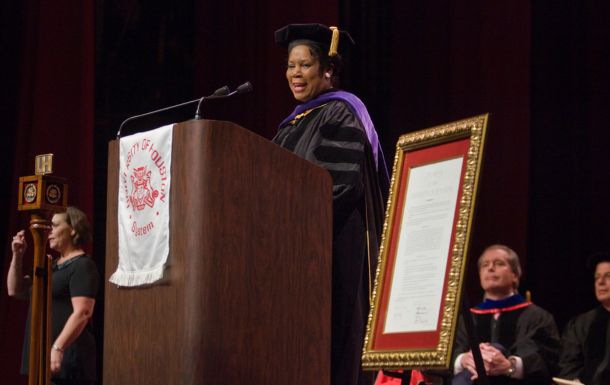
(362, 114, 489, 370)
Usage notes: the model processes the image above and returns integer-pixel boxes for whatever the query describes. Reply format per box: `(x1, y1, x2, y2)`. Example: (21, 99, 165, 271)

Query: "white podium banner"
(110, 124, 173, 287)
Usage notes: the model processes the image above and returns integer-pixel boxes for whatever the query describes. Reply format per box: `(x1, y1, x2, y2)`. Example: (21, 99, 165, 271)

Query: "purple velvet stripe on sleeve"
(279, 90, 383, 169)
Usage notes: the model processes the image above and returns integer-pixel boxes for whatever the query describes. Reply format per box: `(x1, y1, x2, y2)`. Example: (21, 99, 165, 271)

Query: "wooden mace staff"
(18, 154, 68, 385)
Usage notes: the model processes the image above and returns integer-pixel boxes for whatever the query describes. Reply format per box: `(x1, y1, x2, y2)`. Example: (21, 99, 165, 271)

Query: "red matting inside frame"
(372, 138, 470, 351)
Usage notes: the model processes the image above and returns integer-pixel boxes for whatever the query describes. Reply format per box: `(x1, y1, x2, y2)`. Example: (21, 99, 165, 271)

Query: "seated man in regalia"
(452, 245, 561, 385)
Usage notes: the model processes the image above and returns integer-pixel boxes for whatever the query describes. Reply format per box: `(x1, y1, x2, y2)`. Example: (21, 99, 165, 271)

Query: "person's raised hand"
(11, 230, 27, 257)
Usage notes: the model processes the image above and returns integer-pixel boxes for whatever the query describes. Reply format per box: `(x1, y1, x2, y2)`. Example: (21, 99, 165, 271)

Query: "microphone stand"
(116, 85, 230, 139)
(115, 82, 253, 140)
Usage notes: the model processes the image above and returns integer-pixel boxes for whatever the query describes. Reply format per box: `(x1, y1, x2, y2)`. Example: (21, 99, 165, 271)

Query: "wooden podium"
(104, 119, 332, 385)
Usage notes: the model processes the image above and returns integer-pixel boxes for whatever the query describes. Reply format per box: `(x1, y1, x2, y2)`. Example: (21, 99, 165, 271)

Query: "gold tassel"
(328, 26, 339, 56)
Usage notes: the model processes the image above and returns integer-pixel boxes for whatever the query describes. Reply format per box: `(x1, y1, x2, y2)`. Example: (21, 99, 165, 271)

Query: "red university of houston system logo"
(121, 137, 169, 237)
(130, 166, 159, 210)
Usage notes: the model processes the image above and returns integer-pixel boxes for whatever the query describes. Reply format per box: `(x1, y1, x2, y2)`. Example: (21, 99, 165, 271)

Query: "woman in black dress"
(8, 206, 99, 385)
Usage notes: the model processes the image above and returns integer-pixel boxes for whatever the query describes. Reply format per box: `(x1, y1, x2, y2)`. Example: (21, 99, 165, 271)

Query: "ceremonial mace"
(17, 154, 68, 385)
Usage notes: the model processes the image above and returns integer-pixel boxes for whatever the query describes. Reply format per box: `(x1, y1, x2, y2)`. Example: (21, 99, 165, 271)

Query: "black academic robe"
(559, 306, 610, 385)
(452, 301, 561, 385)
(273, 99, 387, 385)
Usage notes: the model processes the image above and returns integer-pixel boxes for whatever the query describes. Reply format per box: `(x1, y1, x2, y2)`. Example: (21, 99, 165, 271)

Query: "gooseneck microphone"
(193, 85, 231, 120)
(193, 81, 254, 120)
(115, 85, 230, 139)
(115, 82, 253, 139)
(233, 81, 254, 95)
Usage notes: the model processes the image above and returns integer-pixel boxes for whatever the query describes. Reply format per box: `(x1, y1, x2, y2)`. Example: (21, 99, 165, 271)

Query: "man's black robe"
(452, 297, 561, 385)
(559, 306, 610, 385)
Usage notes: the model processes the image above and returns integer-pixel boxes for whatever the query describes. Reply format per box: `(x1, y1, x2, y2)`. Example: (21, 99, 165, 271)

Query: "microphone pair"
(116, 81, 253, 139)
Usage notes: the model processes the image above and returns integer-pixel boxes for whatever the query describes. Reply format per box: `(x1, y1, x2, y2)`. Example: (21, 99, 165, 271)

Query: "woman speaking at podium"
(273, 23, 389, 385)
(7, 206, 99, 385)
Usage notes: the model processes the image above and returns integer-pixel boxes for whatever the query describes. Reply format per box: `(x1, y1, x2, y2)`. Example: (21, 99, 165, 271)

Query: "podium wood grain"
(104, 120, 332, 385)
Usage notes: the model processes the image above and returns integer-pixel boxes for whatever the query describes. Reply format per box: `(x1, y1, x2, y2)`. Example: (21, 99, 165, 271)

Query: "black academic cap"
(274, 23, 355, 56)
(587, 251, 610, 270)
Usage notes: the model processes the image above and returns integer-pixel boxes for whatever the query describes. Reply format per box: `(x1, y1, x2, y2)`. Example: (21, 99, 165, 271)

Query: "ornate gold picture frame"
(362, 114, 489, 370)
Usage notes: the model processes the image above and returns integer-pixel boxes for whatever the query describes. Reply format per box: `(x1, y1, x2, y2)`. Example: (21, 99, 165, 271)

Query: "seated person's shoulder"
(525, 303, 554, 317)
(564, 306, 607, 333)
(519, 303, 560, 330)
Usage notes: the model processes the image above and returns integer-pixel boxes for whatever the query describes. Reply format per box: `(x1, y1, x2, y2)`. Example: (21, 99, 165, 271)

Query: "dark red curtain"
(380, 2, 532, 301)
(1, 0, 608, 383)
(0, 1, 95, 384)
(191, 1, 340, 138)
(528, 0, 610, 325)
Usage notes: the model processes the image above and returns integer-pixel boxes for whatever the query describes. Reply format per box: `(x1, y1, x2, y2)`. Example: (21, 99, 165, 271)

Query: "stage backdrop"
(1, 1, 609, 384)
(0, 1, 95, 385)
